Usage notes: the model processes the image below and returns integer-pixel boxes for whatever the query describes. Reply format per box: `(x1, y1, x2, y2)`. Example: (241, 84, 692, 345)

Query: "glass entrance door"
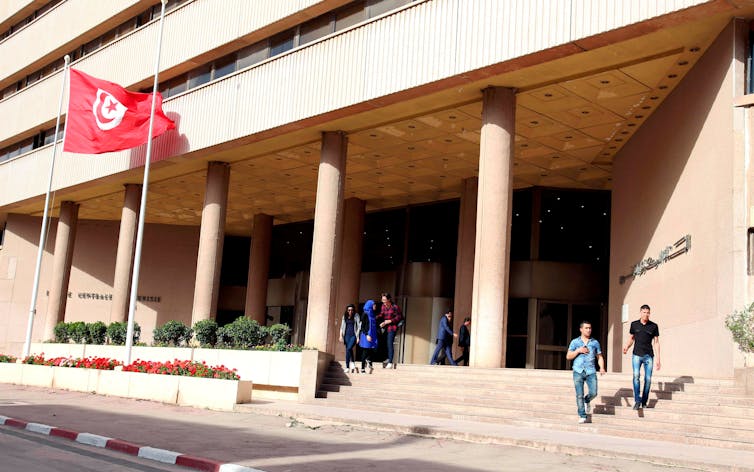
(535, 300, 604, 370)
(535, 301, 568, 369)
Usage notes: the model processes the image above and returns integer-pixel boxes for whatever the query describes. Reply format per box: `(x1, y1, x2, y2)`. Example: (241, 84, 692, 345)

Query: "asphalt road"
(0, 426, 187, 472)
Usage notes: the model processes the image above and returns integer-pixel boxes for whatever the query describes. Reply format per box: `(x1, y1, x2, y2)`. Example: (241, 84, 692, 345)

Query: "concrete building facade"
(1, 0, 754, 378)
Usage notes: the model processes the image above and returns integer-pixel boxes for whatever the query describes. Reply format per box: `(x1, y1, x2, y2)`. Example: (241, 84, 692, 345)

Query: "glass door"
(535, 300, 605, 370)
(535, 301, 569, 369)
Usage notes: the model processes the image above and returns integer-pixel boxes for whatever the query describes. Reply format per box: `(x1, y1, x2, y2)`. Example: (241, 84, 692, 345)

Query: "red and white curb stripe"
(0, 415, 263, 472)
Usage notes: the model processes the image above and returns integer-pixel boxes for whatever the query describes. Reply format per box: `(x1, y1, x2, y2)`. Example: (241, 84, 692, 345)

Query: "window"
(269, 31, 295, 57)
(299, 15, 333, 45)
(237, 41, 268, 70)
(367, 0, 413, 18)
(407, 201, 459, 264)
(362, 209, 405, 272)
(213, 54, 236, 80)
(2, 82, 19, 99)
(42, 126, 64, 146)
(220, 236, 250, 286)
(187, 65, 211, 89)
(161, 75, 188, 98)
(537, 189, 611, 264)
(510, 189, 532, 260)
(269, 221, 314, 278)
(335, 2, 367, 31)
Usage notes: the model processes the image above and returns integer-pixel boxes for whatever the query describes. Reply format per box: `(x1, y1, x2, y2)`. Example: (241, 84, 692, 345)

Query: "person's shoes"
(632, 403, 641, 410)
(578, 417, 587, 424)
(642, 403, 648, 409)
(585, 402, 592, 415)
(385, 362, 393, 369)
(360, 368, 365, 373)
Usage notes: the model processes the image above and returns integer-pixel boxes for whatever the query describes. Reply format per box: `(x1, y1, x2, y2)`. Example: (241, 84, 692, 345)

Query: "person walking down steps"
(359, 299, 378, 374)
(339, 304, 361, 373)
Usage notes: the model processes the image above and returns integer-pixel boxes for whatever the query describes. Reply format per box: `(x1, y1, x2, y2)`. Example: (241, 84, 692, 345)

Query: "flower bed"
(22, 354, 120, 370)
(0, 354, 16, 363)
(17, 354, 238, 380)
(123, 359, 239, 380)
(26, 343, 332, 400)
(0, 354, 251, 410)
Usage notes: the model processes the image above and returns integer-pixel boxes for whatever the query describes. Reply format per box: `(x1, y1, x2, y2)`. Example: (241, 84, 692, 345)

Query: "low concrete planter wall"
(0, 363, 252, 411)
(28, 343, 325, 400)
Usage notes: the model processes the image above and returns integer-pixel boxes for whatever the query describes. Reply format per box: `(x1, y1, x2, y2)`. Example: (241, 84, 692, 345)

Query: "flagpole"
(22, 55, 71, 358)
(124, 0, 168, 365)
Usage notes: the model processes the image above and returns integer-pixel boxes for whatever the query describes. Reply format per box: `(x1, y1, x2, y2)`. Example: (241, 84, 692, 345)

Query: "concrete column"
(330, 197, 366, 354)
(43, 201, 79, 341)
(191, 161, 230, 324)
(305, 131, 347, 352)
(110, 184, 141, 323)
(245, 213, 273, 325)
(453, 178, 477, 359)
(470, 86, 515, 368)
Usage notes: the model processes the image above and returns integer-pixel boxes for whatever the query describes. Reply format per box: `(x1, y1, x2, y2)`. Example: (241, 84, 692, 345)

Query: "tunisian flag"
(64, 69, 175, 154)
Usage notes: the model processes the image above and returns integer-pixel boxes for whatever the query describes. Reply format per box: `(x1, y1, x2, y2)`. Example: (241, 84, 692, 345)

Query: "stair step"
(317, 363, 754, 450)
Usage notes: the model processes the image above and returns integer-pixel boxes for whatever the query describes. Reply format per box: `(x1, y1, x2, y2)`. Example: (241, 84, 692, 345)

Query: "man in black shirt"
(623, 304, 661, 410)
(454, 317, 471, 366)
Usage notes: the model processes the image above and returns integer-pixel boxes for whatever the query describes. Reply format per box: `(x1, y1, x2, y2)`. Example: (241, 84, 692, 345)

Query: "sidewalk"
(0, 383, 752, 472)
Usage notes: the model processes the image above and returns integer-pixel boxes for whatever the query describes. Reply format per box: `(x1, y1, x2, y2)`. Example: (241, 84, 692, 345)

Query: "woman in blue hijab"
(359, 299, 378, 374)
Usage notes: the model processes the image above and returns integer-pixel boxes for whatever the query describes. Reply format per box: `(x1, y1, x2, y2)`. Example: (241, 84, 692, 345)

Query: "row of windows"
(0, 0, 62, 42)
(0, 126, 63, 163)
(256, 189, 611, 282)
(156, 0, 415, 98)
(0, 0, 413, 164)
(1, 0, 189, 100)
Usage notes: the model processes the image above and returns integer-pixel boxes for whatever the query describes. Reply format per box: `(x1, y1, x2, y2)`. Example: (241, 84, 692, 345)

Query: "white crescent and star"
(92, 88, 127, 131)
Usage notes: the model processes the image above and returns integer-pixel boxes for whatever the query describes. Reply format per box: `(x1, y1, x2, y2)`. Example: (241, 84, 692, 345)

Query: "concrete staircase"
(313, 361, 754, 451)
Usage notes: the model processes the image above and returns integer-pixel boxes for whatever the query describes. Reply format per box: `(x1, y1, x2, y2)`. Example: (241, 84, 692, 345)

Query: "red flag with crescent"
(63, 69, 175, 154)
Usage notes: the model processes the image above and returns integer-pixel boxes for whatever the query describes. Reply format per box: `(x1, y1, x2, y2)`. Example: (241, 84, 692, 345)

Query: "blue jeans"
(632, 354, 654, 406)
(430, 339, 457, 366)
(386, 330, 397, 363)
(573, 370, 598, 418)
(344, 334, 356, 366)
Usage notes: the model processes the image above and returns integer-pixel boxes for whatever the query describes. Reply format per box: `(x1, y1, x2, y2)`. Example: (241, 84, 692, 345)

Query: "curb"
(0, 415, 262, 472)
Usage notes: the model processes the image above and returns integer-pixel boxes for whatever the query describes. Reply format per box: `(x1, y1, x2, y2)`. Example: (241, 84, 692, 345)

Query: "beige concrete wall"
(0, 214, 53, 356)
(608, 22, 744, 378)
(0, 214, 199, 355)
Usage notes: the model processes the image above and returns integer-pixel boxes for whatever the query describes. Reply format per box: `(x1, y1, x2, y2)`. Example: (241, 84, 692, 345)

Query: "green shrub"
(218, 316, 264, 349)
(266, 323, 291, 349)
(726, 302, 754, 355)
(53, 322, 70, 343)
(153, 320, 193, 347)
(193, 319, 218, 347)
(0, 354, 17, 363)
(87, 322, 107, 345)
(68, 321, 88, 344)
(106, 321, 141, 345)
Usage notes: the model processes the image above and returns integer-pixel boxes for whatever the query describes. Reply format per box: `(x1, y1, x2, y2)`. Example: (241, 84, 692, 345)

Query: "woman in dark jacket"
(339, 304, 361, 373)
(359, 299, 378, 374)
